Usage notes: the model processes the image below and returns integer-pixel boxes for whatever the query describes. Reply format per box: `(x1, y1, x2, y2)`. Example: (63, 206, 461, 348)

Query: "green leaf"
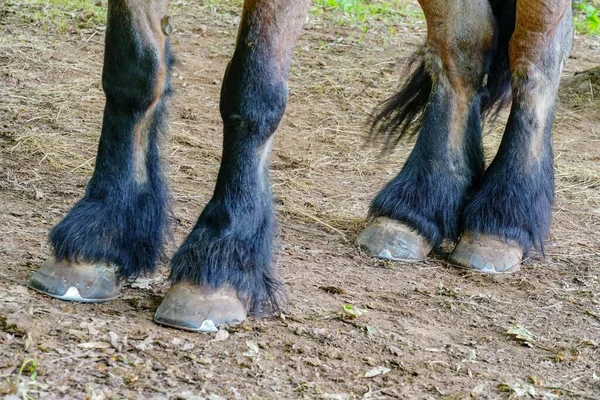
(342, 303, 367, 319)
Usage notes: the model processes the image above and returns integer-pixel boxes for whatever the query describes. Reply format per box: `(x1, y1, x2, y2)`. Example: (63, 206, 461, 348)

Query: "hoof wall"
(28, 256, 120, 302)
(154, 282, 247, 332)
(449, 232, 522, 273)
(357, 217, 432, 261)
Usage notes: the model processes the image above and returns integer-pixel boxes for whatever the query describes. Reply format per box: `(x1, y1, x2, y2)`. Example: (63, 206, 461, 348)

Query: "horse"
(27, 0, 574, 332)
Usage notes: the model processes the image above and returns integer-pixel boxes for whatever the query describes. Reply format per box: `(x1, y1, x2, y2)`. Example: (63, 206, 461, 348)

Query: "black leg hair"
(370, 88, 486, 246)
(50, 0, 173, 278)
(368, 0, 510, 248)
(461, 2, 573, 254)
(169, 1, 310, 314)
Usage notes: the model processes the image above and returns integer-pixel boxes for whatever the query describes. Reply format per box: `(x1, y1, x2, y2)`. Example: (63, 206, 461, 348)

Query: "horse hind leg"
(153, 0, 310, 332)
(450, 0, 574, 272)
(28, 0, 172, 302)
(358, 0, 496, 261)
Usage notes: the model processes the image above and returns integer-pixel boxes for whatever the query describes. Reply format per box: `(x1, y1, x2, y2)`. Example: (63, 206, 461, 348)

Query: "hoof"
(28, 256, 120, 302)
(448, 232, 522, 273)
(357, 217, 432, 261)
(154, 282, 247, 333)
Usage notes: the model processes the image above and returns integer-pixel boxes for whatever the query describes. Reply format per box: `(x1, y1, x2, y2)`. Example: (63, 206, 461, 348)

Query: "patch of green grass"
(311, 0, 422, 32)
(11, 0, 419, 34)
(197, 0, 420, 31)
(7, 0, 107, 32)
(574, 0, 600, 35)
(10, 0, 600, 37)
(0, 358, 39, 399)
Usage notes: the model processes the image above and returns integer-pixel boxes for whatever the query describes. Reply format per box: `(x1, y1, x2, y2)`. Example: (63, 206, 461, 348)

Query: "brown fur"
(509, 0, 571, 70)
(508, 0, 572, 164)
(418, 0, 494, 152)
(238, 0, 310, 79)
(119, 0, 170, 183)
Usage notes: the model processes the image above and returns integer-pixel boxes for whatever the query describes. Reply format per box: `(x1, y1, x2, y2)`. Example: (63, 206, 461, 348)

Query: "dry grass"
(1, 0, 598, 269)
(1, 1, 599, 398)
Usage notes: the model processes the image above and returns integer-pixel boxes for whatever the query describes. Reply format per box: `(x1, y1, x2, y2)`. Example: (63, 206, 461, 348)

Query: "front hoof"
(357, 217, 432, 261)
(28, 256, 120, 302)
(154, 282, 247, 333)
(448, 232, 522, 273)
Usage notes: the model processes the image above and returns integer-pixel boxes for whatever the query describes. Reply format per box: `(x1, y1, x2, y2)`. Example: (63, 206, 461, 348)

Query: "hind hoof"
(28, 256, 120, 302)
(449, 232, 522, 273)
(154, 282, 247, 332)
(357, 217, 432, 261)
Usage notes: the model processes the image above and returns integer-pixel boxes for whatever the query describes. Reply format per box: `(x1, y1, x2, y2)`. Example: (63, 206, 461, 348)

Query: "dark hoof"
(448, 232, 522, 273)
(28, 256, 120, 302)
(154, 282, 247, 333)
(357, 217, 432, 261)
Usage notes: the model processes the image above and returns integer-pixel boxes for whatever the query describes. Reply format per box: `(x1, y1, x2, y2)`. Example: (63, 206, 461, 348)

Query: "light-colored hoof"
(28, 256, 121, 302)
(357, 217, 433, 261)
(154, 282, 247, 333)
(448, 232, 523, 273)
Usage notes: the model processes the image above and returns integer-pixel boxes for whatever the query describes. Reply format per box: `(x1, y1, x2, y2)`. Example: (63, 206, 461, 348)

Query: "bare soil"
(1, 2, 599, 399)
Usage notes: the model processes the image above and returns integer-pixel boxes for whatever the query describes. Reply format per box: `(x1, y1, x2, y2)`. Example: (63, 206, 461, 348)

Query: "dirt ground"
(1, 1, 599, 399)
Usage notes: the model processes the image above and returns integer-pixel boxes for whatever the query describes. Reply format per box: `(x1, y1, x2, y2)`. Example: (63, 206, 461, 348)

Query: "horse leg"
(450, 0, 573, 272)
(28, 0, 172, 301)
(358, 0, 495, 261)
(153, 0, 310, 331)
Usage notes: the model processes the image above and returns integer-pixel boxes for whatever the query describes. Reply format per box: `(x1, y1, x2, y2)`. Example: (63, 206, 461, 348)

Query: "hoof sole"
(449, 232, 522, 273)
(28, 256, 120, 303)
(154, 282, 247, 333)
(357, 217, 432, 261)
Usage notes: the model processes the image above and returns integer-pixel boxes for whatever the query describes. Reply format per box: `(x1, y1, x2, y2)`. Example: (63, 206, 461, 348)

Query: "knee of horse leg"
(219, 70, 288, 144)
(507, 3, 574, 166)
(508, 1, 573, 81)
(102, 0, 173, 111)
(420, 0, 496, 86)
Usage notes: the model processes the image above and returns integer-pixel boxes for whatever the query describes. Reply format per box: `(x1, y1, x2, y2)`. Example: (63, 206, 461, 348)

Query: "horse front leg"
(358, 0, 495, 261)
(153, 0, 310, 331)
(450, 0, 573, 272)
(29, 0, 172, 301)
